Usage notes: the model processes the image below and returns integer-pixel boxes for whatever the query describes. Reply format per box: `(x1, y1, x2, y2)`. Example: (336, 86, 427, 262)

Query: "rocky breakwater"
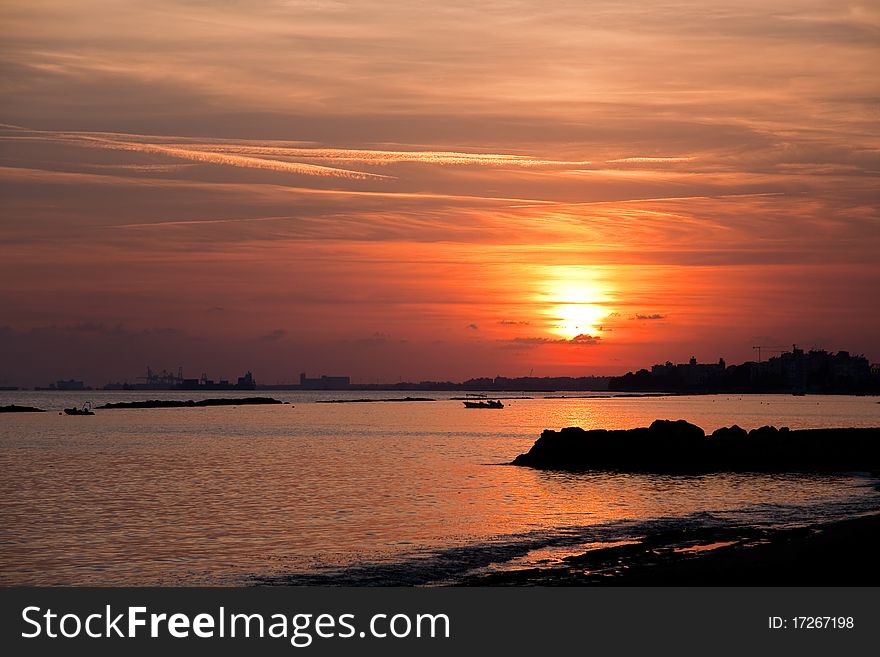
(0, 404, 46, 413)
(511, 419, 880, 473)
(97, 397, 285, 409)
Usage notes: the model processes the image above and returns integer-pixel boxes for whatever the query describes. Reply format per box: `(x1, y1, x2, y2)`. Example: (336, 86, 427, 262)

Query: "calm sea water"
(1, 391, 878, 585)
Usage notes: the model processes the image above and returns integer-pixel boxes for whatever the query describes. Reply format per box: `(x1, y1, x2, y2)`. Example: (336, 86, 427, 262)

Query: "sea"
(1, 390, 878, 585)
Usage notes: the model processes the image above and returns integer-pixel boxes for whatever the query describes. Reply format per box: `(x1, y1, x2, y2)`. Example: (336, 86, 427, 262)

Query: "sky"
(1, 0, 878, 386)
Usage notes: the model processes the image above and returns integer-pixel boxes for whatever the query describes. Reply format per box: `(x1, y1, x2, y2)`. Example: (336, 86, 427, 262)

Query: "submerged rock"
(97, 397, 284, 409)
(512, 420, 880, 473)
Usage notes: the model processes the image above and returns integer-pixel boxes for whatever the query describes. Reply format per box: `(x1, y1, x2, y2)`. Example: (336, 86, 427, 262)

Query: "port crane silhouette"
(138, 366, 184, 387)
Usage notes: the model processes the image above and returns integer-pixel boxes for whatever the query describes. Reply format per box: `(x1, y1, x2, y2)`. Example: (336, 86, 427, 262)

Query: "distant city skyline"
(10, 345, 878, 392)
(1, 1, 878, 386)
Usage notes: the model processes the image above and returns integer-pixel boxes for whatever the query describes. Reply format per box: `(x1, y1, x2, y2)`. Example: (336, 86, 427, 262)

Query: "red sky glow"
(1, 1, 878, 385)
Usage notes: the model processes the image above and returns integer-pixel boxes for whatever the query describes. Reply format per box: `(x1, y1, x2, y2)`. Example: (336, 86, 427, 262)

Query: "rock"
(748, 425, 780, 440)
(650, 418, 705, 439)
(710, 425, 747, 441)
(97, 397, 284, 409)
(0, 404, 46, 413)
(512, 421, 880, 473)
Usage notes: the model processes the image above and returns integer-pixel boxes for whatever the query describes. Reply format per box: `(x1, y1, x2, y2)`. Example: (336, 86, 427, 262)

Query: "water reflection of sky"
(1, 393, 878, 584)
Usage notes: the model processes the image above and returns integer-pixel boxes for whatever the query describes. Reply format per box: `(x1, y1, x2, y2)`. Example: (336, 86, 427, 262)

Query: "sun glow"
(540, 268, 614, 339)
(552, 301, 609, 339)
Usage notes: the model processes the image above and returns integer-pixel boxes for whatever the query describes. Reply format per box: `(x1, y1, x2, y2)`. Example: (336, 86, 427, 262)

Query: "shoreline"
(459, 513, 880, 586)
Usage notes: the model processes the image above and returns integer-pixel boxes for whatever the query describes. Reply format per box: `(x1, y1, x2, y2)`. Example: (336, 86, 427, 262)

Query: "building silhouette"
(298, 372, 351, 390)
(611, 347, 876, 393)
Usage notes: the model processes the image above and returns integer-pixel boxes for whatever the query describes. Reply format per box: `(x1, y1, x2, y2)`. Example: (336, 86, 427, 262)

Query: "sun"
(552, 301, 609, 339)
(539, 267, 614, 339)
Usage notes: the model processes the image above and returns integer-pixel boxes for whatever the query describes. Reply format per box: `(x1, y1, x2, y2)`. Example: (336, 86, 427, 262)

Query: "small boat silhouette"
(462, 394, 504, 409)
(63, 403, 94, 416)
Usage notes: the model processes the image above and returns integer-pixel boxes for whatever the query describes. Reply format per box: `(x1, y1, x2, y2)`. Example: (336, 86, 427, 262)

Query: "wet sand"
(460, 513, 880, 586)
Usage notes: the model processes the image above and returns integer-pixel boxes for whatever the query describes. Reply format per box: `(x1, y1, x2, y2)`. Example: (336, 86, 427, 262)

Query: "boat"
(462, 395, 504, 409)
(63, 403, 94, 416)
(463, 399, 504, 408)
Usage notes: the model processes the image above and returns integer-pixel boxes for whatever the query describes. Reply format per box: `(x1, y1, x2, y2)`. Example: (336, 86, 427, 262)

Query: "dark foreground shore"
(460, 513, 880, 586)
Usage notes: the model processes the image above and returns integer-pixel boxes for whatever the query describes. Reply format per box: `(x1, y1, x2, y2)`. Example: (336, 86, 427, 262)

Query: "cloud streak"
(2, 127, 392, 180)
(607, 157, 696, 164)
(509, 334, 601, 347)
(73, 134, 394, 180)
(2, 126, 593, 173)
(185, 144, 592, 168)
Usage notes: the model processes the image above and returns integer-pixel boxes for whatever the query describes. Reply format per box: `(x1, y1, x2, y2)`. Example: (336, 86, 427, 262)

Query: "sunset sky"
(1, 0, 878, 386)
